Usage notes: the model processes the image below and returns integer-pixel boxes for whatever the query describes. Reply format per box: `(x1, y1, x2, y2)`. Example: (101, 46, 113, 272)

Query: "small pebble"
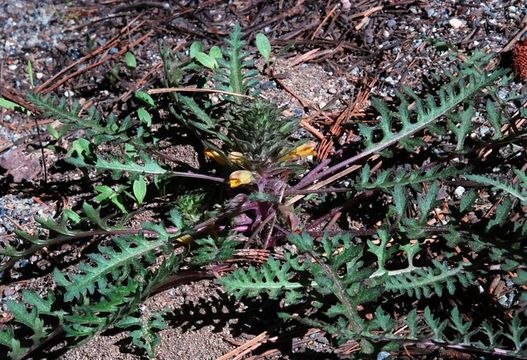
(479, 126, 491, 137)
(426, 8, 437, 18)
(449, 18, 466, 29)
(386, 19, 397, 28)
(384, 76, 398, 86)
(4, 287, 15, 296)
(293, 108, 303, 118)
(454, 186, 465, 198)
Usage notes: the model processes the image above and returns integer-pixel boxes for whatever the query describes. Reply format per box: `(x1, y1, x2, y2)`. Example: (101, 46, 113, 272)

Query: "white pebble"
(449, 18, 466, 29)
(454, 186, 465, 198)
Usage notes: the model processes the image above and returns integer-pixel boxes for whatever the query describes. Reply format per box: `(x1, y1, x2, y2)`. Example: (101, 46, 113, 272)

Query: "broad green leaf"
(125, 51, 137, 69)
(133, 176, 147, 205)
(47, 124, 70, 140)
(392, 186, 407, 217)
(22, 291, 54, 314)
(0, 327, 14, 347)
(195, 52, 217, 69)
(82, 202, 111, 231)
(137, 107, 152, 127)
(189, 41, 204, 58)
(209, 46, 222, 59)
(255, 33, 271, 63)
(360, 338, 375, 354)
(135, 91, 155, 108)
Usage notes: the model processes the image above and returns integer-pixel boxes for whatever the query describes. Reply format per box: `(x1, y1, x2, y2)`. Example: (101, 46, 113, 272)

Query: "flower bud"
(229, 170, 255, 188)
(228, 151, 248, 166)
(204, 149, 227, 166)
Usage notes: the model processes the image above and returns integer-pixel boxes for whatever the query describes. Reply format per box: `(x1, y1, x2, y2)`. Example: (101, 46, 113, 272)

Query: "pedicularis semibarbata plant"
(1, 25, 527, 359)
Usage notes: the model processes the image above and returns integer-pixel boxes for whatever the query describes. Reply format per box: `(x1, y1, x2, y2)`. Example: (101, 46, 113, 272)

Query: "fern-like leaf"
(54, 235, 166, 302)
(220, 257, 302, 300)
(384, 260, 472, 298)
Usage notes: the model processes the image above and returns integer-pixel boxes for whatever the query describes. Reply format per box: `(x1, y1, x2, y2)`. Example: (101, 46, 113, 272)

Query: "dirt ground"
(1, 1, 526, 359)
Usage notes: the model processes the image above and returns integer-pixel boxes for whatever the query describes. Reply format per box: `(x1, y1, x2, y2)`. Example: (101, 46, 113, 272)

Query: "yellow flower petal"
(228, 151, 248, 166)
(204, 149, 227, 166)
(229, 170, 255, 188)
(295, 142, 317, 158)
(280, 141, 317, 162)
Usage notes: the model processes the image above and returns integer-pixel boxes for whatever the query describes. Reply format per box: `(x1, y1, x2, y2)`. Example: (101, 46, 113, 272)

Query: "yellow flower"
(228, 151, 248, 166)
(204, 149, 227, 166)
(229, 170, 255, 188)
(280, 141, 317, 162)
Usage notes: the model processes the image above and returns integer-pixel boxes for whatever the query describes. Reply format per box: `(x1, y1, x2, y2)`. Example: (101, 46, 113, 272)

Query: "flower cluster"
(204, 141, 317, 188)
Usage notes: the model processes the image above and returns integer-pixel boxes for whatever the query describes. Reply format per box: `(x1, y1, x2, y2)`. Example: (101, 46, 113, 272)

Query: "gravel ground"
(1, 1, 526, 359)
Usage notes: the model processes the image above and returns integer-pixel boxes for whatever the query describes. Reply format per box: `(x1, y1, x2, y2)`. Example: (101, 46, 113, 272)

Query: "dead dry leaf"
(0, 147, 41, 182)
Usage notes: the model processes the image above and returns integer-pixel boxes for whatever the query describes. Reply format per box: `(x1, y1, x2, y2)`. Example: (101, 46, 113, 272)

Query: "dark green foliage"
(28, 93, 135, 145)
(215, 23, 259, 97)
(223, 232, 527, 356)
(358, 55, 507, 154)
(116, 311, 168, 358)
(2, 24, 526, 360)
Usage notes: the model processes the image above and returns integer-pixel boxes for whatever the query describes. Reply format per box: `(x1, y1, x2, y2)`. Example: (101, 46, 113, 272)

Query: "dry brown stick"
(20, 119, 54, 130)
(147, 87, 254, 99)
(41, 30, 154, 94)
(300, 119, 325, 140)
(288, 48, 321, 67)
(0, 59, 3, 112)
(217, 332, 276, 360)
(310, 3, 339, 40)
(352, 5, 384, 30)
(35, 16, 143, 93)
(0, 86, 39, 114)
(112, 1, 169, 13)
(318, 78, 375, 159)
(349, 3, 382, 19)
(285, 154, 381, 207)
(318, 103, 353, 159)
(246, 328, 325, 360)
